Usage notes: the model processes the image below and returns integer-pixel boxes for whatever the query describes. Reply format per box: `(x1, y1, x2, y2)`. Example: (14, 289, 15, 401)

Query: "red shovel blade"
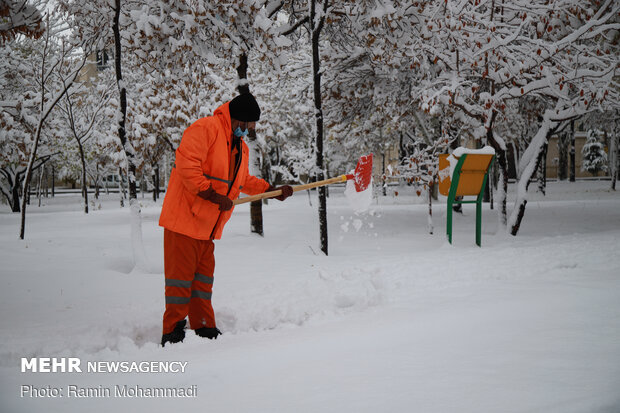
(345, 154, 373, 192)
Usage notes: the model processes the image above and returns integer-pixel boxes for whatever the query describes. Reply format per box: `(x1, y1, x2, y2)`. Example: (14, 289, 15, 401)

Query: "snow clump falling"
(344, 177, 373, 213)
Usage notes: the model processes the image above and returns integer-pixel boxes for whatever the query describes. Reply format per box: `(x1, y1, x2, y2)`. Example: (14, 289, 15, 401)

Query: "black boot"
(195, 327, 222, 340)
(161, 319, 186, 347)
(453, 196, 463, 213)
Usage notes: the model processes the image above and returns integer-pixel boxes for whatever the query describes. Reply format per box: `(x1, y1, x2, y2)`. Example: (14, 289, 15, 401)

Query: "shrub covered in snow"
(581, 129, 608, 176)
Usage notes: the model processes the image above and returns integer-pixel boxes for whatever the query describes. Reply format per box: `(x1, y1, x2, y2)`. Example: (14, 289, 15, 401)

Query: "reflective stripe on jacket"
(158, 101, 269, 240)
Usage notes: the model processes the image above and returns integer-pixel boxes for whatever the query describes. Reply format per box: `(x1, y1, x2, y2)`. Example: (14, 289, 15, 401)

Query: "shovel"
(233, 154, 373, 205)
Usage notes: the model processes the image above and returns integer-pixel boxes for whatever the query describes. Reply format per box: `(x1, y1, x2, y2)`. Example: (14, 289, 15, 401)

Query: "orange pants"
(163, 229, 216, 335)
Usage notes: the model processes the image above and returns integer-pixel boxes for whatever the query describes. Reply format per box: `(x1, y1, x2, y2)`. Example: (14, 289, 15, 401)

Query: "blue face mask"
(234, 127, 249, 138)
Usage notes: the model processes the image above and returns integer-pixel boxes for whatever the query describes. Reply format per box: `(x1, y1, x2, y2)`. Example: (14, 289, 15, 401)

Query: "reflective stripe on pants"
(163, 229, 216, 335)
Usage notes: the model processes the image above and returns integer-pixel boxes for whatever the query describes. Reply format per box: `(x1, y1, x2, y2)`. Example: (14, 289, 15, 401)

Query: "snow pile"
(451, 145, 496, 157)
(213, 265, 385, 334)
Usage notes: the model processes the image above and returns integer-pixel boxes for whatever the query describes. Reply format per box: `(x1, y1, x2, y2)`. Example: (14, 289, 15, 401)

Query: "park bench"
(439, 148, 495, 247)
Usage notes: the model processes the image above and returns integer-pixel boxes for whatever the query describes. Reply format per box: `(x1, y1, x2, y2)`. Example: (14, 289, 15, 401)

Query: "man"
(158, 93, 293, 346)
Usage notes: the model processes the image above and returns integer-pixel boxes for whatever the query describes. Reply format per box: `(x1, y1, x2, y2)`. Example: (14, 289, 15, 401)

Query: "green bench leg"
(445, 154, 494, 247)
(476, 200, 481, 247)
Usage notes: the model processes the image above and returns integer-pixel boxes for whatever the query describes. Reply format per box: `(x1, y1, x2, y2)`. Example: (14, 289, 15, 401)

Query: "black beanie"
(229, 93, 261, 122)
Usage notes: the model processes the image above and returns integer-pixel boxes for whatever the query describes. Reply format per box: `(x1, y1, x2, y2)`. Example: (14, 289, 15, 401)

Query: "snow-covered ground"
(1, 181, 619, 413)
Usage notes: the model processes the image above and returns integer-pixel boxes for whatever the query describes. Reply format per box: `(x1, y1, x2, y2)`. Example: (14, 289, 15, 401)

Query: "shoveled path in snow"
(3, 263, 619, 413)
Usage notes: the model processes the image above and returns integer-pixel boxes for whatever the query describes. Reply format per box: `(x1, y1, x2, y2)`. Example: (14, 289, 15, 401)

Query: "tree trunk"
(19, 20, 82, 237)
(611, 116, 619, 191)
(509, 120, 556, 235)
(114, 0, 148, 271)
(510, 146, 545, 236)
(511, 141, 520, 179)
(94, 166, 100, 199)
(36, 167, 43, 207)
(152, 164, 160, 202)
(156, 165, 160, 200)
(311, 0, 329, 255)
(427, 183, 433, 235)
(537, 142, 548, 195)
(118, 169, 125, 207)
(488, 162, 494, 209)
(569, 120, 576, 182)
(20, 126, 43, 238)
(113, 0, 136, 201)
(12, 185, 20, 212)
(77, 141, 88, 214)
(3, 170, 21, 212)
(247, 132, 265, 234)
(493, 147, 508, 225)
(558, 132, 569, 180)
(382, 152, 387, 196)
(236, 53, 265, 236)
(612, 141, 618, 191)
(44, 166, 48, 198)
(486, 112, 507, 225)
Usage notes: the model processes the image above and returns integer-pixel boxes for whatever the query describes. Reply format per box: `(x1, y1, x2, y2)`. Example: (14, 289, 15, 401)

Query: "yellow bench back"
(438, 153, 494, 197)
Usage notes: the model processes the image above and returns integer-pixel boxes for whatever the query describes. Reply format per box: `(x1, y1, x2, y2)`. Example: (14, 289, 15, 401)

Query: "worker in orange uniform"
(158, 93, 293, 346)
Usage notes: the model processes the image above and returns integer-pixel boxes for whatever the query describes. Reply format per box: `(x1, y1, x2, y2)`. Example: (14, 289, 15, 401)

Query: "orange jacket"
(159, 102, 269, 240)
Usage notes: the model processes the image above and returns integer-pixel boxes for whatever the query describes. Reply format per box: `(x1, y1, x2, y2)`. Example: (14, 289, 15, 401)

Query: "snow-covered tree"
(259, 0, 333, 253)
(0, 1, 47, 212)
(0, 0, 44, 44)
(580, 109, 619, 189)
(266, 0, 400, 255)
(396, 135, 452, 234)
(1, 39, 35, 211)
(0, 3, 99, 237)
(59, 67, 114, 213)
(581, 129, 608, 176)
(57, 0, 150, 267)
(249, 26, 315, 187)
(612, 114, 620, 190)
(363, 0, 619, 235)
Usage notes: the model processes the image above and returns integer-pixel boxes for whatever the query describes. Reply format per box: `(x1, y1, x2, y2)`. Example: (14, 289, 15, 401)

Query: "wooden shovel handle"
(233, 175, 350, 205)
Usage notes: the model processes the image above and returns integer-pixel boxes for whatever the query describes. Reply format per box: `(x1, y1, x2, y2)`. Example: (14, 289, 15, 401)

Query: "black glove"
(195, 327, 222, 340)
(197, 187, 233, 211)
(267, 184, 293, 201)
